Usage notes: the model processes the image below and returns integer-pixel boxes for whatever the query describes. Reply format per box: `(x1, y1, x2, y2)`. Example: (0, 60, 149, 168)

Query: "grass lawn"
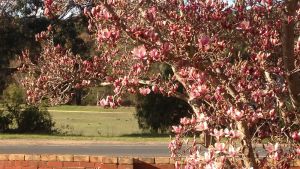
(0, 105, 171, 141)
(47, 106, 142, 137)
(0, 134, 172, 143)
(48, 105, 135, 113)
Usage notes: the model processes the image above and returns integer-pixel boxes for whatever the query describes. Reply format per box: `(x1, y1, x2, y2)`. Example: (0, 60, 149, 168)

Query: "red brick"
(118, 157, 133, 164)
(47, 161, 63, 167)
(79, 161, 94, 167)
(134, 163, 157, 169)
(27, 161, 39, 167)
(3, 161, 15, 167)
(8, 154, 25, 161)
(155, 157, 170, 164)
(94, 163, 118, 169)
(118, 164, 133, 169)
(38, 161, 48, 167)
(74, 155, 89, 162)
(4, 167, 21, 169)
(40, 154, 57, 161)
(22, 167, 37, 169)
(63, 161, 80, 167)
(15, 160, 32, 167)
(137, 157, 154, 164)
(101, 157, 118, 164)
(154, 164, 175, 169)
(90, 156, 103, 163)
(57, 155, 73, 162)
(0, 154, 9, 161)
(25, 155, 40, 161)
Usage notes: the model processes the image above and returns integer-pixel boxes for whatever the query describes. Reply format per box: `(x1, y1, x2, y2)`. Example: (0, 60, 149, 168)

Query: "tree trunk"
(237, 121, 258, 169)
(190, 102, 214, 147)
(282, 0, 300, 108)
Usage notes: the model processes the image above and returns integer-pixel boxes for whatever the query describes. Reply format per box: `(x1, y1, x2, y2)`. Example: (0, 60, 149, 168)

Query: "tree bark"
(282, 0, 300, 108)
(237, 121, 258, 169)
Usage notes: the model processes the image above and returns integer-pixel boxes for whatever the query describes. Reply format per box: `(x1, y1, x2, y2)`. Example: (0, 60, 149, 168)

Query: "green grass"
(0, 134, 171, 142)
(0, 105, 171, 141)
(50, 107, 141, 137)
(48, 105, 135, 113)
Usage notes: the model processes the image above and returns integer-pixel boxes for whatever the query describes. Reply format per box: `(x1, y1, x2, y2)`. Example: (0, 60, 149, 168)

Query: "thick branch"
(282, 0, 300, 108)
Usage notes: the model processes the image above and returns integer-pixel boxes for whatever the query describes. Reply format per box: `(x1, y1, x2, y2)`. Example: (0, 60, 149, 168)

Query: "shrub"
(2, 83, 25, 105)
(0, 110, 12, 132)
(17, 105, 55, 133)
(135, 92, 192, 133)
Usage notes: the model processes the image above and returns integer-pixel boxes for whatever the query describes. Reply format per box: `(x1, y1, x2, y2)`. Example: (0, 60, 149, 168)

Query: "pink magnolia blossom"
(195, 122, 208, 131)
(292, 131, 300, 141)
(211, 129, 224, 141)
(172, 125, 183, 134)
(228, 145, 240, 157)
(237, 21, 251, 30)
(139, 87, 151, 96)
(214, 143, 226, 153)
(132, 45, 147, 60)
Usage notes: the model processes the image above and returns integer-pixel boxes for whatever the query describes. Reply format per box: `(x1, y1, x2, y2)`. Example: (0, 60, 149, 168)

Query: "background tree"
(21, 0, 300, 168)
(135, 92, 192, 134)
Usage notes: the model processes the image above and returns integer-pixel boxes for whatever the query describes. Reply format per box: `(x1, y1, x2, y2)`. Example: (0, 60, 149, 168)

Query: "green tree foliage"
(135, 92, 192, 133)
(135, 64, 192, 133)
(0, 83, 55, 133)
(17, 106, 54, 133)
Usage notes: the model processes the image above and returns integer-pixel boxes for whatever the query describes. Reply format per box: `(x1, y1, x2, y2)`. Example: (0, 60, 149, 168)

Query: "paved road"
(0, 140, 273, 157)
(0, 143, 170, 157)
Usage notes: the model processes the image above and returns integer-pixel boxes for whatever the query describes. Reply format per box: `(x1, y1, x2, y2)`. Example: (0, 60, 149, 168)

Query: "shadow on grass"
(120, 133, 172, 138)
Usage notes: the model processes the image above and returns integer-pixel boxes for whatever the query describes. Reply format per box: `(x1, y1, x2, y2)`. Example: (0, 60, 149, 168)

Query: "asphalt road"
(0, 140, 272, 157)
(0, 143, 170, 157)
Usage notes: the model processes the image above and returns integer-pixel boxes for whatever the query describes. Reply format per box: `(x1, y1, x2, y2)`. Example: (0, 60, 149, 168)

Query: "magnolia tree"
(20, 0, 300, 168)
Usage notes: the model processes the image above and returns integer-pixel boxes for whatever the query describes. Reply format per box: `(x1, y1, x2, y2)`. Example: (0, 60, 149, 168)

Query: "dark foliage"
(135, 92, 192, 133)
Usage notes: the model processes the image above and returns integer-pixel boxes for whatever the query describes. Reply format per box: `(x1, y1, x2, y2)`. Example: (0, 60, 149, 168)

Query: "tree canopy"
(20, 0, 299, 168)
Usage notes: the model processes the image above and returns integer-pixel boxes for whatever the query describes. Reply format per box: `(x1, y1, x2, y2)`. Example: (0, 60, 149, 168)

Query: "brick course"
(0, 154, 298, 169)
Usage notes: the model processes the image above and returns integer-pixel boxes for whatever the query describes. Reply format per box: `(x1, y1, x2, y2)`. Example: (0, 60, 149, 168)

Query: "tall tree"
(21, 0, 299, 168)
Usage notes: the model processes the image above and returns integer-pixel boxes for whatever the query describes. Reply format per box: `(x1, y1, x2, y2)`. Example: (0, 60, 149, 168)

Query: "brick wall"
(0, 154, 299, 169)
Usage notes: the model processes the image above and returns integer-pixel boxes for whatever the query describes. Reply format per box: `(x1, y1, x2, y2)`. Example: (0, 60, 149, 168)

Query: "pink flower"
(227, 107, 244, 121)
(44, 0, 53, 7)
(214, 143, 226, 153)
(195, 112, 208, 122)
(132, 45, 147, 60)
(211, 129, 224, 141)
(180, 117, 190, 125)
(172, 125, 183, 134)
(296, 147, 300, 155)
(265, 143, 280, 153)
(204, 150, 214, 162)
(195, 121, 208, 131)
(292, 131, 300, 141)
(99, 98, 109, 107)
(139, 87, 151, 96)
(228, 145, 240, 157)
(151, 85, 159, 93)
(273, 152, 280, 161)
(237, 21, 250, 30)
(198, 36, 210, 50)
(149, 49, 160, 61)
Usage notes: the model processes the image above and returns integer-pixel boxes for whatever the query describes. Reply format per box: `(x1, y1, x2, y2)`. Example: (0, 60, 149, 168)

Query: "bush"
(1, 83, 55, 133)
(135, 92, 192, 133)
(17, 106, 55, 133)
(0, 110, 12, 132)
(2, 83, 25, 105)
